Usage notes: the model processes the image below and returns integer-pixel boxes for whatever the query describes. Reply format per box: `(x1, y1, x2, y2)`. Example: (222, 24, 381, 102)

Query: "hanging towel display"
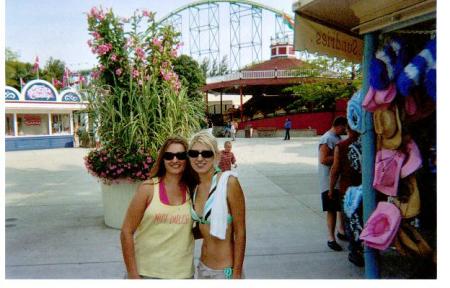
(370, 38, 408, 90)
(343, 185, 363, 218)
(397, 38, 436, 101)
(347, 90, 364, 133)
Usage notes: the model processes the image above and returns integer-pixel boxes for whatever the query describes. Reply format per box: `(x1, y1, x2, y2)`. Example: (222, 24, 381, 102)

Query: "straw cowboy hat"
(374, 104, 402, 150)
(362, 84, 397, 112)
(393, 222, 433, 258)
(373, 149, 406, 196)
(393, 174, 420, 219)
(360, 201, 401, 250)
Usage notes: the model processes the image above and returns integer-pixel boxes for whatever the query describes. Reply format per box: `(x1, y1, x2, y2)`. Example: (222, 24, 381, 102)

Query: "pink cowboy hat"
(360, 201, 401, 250)
(401, 139, 422, 178)
(404, 94, 417, 115)
(373, 149, 406, 196)
(362, 84, 397, 112)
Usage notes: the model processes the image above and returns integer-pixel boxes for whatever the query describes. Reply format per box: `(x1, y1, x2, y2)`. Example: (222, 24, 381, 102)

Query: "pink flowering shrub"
(84, 147, 153, 184)
(84, 7, 203, 184)
(87, 6, 182, 91)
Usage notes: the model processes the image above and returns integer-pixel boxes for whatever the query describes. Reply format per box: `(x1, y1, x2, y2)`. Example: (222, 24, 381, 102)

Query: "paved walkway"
(5, 137, 364, 279)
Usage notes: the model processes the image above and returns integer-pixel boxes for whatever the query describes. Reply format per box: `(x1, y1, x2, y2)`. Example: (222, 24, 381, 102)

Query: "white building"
(5, 80, 89, 151)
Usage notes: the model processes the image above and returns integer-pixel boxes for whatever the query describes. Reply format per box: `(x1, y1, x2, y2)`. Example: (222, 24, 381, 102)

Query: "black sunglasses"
(163, 151, 187, 161)
(188, 149, 214, 158)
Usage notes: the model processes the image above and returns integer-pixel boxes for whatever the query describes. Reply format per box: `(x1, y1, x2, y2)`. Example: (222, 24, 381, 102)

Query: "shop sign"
(5, 87, 20, 101)
(294, 15, 363, 63)
(24, 115, 42, 126)
(61, 92, 81, 102)
(24, 82, 57, 101)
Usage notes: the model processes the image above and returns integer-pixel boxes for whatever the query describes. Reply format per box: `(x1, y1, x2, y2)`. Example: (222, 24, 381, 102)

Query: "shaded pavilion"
(201, 40, 348, 123)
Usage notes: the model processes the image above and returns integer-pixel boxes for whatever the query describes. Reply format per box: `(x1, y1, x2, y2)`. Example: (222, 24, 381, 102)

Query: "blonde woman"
(188, 131, 246, 279)
(120, 136, 196, 279)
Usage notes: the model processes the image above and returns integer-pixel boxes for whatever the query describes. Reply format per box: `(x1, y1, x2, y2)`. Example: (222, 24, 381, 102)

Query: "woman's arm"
(319, 144, 334, 166)
(120, 181, 153, 279)
(329, 146, 341, 199)
(227, 176, 246, 279)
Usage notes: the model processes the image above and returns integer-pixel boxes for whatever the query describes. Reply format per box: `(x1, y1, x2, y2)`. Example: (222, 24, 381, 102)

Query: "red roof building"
(202, 40, 348, 122)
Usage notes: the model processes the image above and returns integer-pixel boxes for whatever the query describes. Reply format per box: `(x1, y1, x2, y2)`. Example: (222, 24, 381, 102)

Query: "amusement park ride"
(157, 0, 295, 72)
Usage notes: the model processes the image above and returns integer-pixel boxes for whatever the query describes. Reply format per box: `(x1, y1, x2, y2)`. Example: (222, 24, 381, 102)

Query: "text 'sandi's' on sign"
(294, 15, 363, 63)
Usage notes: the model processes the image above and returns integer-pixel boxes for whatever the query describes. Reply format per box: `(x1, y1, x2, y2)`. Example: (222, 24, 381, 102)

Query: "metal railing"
(206, 68, 344, 84)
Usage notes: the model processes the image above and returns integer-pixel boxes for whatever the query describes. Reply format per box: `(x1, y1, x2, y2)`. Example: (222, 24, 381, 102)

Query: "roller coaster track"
(156, 0, 294, 72)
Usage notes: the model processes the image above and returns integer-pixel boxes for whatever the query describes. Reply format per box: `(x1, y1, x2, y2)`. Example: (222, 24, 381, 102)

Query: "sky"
(5, 0, 296, 71)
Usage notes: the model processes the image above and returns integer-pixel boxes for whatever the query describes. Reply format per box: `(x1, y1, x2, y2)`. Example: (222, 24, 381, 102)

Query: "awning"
(294, 15, 364, 63)
(293, 0, 436, 60)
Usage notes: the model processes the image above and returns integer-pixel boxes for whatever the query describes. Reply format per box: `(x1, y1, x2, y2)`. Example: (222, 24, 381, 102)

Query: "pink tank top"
(159, 181, 186, 205)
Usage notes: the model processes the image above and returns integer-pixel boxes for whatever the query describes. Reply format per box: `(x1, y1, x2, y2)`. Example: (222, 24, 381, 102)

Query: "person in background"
(318, 116, 348, 251)
(207, 118, 214, 135)
(74, 122, 80, 147)
(120, 136, 196, 279)
(218, 141, 237, 172)
(224, 121, 231, 138)
(230, 120, 237, 141)
(284, 118, 292, 140)
(329, 125, 364, 266)
(188, 131, 246, 279)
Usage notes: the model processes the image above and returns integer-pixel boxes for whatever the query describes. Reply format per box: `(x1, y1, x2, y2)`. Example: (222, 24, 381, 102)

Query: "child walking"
(218, 141, 237, 172)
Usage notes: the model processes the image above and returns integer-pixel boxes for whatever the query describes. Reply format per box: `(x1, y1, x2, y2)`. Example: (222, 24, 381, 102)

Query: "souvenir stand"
(5, 80, 89, 151)
(293, 0, 436, 278)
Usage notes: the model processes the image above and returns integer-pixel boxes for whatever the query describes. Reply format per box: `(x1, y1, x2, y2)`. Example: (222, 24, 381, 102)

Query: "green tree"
(6, 47, 19, 61)
(200, 58, 210, 77)
(285, 81, 357, 112)
(42, 57, 66, 83)
(173, 54, 205, 100)
(5, 48, 34, 89)
(300, 54, 361, 80)
(200, 55, 229, 77)
(282, 53, 361, 112)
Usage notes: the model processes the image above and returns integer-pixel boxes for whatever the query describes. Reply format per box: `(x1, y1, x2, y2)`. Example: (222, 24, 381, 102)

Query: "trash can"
(245, 126, 253, 138)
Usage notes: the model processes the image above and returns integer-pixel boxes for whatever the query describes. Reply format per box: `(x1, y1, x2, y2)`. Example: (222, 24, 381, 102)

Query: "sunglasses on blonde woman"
(188, 150, 214, 158)
(163, 151, 187, 160)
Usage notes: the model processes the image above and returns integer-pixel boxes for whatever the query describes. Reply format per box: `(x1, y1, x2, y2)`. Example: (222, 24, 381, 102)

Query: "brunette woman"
(120, 136, 195, 279)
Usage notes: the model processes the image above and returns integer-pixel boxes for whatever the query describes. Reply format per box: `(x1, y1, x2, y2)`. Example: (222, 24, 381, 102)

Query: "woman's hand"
(127, 273, 141, 279)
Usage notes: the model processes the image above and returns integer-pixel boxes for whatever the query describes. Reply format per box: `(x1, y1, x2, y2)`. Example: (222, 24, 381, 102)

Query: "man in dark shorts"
(318, 116, 347, 251)
(329, 125, 364, 266)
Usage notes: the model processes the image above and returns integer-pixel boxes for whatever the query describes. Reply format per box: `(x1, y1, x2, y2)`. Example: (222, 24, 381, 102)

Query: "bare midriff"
(199, 223, 234, 269)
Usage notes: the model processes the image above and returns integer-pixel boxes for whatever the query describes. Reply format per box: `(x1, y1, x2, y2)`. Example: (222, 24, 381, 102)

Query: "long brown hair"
(149, 136, 197, 190)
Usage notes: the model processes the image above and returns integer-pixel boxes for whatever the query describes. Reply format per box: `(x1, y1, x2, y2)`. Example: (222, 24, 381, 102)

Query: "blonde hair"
(189, 131, 220, 163)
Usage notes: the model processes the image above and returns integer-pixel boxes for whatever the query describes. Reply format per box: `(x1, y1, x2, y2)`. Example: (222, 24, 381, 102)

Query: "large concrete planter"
(101, 181, 142, 229)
